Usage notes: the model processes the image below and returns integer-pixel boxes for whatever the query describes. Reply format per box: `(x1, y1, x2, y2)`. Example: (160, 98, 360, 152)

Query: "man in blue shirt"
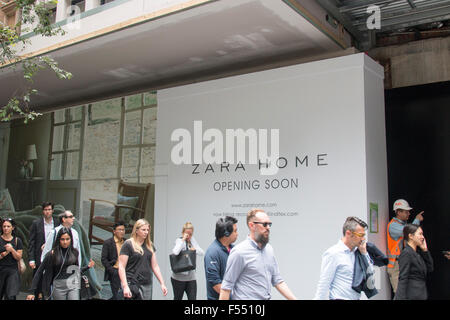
(219, 209, 296, 300)
(204, 216, 238, 300)
(314, 216, 373, 300)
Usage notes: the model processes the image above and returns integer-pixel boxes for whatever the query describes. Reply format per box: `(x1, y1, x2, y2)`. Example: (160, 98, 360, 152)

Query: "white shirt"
(314, 240, 372, 300)
(43, 218, 54, 242)
(171, 237, 204, 256)
(171, 236, 204, 281)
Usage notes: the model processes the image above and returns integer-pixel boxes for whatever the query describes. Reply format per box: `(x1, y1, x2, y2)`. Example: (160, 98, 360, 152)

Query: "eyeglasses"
(65, 215, 75, 219)
(253, 221, 272, 228)
(352, 231, 366, 238)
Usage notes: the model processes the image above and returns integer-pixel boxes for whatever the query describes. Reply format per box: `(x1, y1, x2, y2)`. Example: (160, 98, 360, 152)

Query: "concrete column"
(55, 0, 71, 22)
(85, 0, 102, 11)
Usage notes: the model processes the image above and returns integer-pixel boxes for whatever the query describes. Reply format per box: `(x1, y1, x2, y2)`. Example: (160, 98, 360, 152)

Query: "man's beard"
(255, 230, 269, 247)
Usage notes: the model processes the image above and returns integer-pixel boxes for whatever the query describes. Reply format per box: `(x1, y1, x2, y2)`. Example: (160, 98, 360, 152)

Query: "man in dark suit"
(28, 201, 59, 298)
(101, 221, 126, 300)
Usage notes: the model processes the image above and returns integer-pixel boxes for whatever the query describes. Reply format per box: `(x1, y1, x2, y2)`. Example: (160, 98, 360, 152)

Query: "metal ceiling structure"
(314, 0, 450, 49)
(0, 0, 348, 112)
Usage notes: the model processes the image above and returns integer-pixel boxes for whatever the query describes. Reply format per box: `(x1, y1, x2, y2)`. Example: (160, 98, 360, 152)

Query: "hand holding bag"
(169, 242, 196, 273)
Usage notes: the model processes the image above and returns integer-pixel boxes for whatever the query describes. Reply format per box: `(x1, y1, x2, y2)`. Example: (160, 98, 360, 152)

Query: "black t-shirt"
(0, 236, 23, 269)
(120, 240, 153, 285)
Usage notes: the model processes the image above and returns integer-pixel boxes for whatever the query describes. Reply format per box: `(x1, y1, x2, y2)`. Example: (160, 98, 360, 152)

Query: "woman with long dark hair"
(27, 227, 88, 300)
(395, 224, 434, 300)
(0, 218, 23, 300)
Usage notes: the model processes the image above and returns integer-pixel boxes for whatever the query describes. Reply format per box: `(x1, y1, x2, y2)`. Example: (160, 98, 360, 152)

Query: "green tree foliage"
(0, 0, 72, 123)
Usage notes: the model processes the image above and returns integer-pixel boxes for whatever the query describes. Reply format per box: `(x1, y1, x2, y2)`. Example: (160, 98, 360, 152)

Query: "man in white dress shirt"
(314, 216, 373, 300)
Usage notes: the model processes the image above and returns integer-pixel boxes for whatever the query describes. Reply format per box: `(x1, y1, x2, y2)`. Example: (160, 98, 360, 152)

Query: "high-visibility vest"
(387, 218, 404, 268)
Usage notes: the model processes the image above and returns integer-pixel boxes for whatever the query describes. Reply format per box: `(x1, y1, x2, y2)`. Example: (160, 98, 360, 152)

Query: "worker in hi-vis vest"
(387, 199, 424, 294)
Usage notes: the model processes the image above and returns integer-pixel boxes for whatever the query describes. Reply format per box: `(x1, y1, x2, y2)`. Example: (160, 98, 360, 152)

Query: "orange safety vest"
(387, 218, 404, 268)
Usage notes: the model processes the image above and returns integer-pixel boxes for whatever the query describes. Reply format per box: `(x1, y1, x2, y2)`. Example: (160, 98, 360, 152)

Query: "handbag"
(15, 237, 26, 274)
(80, 273, 98, 300)
(169, 242, 196, 273)
(18, 258, 26, 274)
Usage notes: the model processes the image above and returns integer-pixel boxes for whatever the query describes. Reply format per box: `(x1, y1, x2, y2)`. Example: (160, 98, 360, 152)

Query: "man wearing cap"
(387, 199, 424, 295)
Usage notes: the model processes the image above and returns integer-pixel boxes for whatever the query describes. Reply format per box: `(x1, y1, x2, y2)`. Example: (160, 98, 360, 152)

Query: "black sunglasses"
(253, 221, 272, 228)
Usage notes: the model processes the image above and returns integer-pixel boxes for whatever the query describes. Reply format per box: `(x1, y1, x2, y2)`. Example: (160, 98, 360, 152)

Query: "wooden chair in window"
(88, 180, 153, 245)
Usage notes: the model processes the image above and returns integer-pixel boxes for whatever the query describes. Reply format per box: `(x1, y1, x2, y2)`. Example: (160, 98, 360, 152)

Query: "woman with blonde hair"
(171, 222, 204, 300)
(118, 219, 167, 299)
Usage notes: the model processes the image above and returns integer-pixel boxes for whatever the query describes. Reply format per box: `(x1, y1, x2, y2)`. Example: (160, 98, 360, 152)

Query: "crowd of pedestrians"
(0, 198, 441, 300)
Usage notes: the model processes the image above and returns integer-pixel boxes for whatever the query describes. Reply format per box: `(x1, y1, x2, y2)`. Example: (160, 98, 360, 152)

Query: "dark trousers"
(108, 269, 121, 300)
(0, 267, 19, 300)
(171, 278, 197, 300)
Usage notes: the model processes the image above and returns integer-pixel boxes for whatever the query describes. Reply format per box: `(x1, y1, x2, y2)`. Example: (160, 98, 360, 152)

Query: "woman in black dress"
(0, 218, 23, 300)
(395, 224, 433, 300)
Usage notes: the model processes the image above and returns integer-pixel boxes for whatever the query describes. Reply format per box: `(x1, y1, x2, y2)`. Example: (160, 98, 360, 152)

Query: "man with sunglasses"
(314, 216, 373, 300)
(219, 209, 296, 300)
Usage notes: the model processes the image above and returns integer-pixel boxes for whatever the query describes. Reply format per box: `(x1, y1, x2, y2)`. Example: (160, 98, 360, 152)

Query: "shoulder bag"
(15, 237, 26, 274)
(169, 242, 196, 273)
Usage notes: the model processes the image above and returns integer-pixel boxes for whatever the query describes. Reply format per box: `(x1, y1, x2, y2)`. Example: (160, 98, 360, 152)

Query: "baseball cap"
(393, 199, 412, 211)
